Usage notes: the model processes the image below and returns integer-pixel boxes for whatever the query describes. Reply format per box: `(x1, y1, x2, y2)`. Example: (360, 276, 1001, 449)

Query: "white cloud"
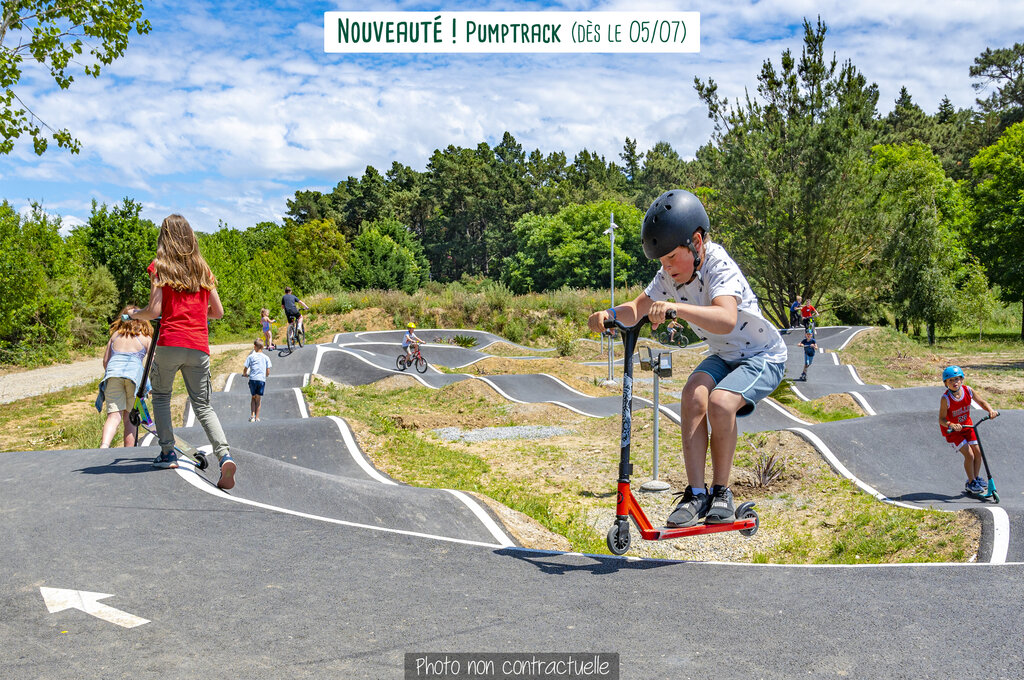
(3, 1, 1024, 231)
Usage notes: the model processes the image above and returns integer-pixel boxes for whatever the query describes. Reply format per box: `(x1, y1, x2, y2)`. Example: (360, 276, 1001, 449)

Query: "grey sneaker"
(152, 450, 178, 469)
(705, 485, 736, 524)
(666, 486, 711, 528)
(217, 455, 237, 490)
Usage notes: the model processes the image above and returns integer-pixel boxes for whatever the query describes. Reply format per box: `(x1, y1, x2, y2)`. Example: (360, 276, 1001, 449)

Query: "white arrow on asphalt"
(40, 587, 150, 628)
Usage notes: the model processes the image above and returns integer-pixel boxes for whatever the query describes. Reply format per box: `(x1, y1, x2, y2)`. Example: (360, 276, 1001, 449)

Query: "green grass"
(770, 380, 863, 422)
(768, 475, 971, 564)
(302, 379, 607, 554)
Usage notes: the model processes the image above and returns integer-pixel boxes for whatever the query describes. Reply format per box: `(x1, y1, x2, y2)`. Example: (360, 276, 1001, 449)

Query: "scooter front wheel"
(195, 453, 209, 471)
(737, 502, 759, 537)
(607, 521, 631, 555)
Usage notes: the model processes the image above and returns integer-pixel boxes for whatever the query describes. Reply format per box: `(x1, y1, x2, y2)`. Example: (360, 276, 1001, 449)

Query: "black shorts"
(286, 310, 302, 324)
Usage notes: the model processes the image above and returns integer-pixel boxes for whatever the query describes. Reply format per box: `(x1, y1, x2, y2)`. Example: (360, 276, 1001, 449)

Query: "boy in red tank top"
(938, 365, 998, 495)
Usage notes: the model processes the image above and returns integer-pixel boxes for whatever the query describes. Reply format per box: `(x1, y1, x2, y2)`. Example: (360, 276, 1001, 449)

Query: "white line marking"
(40, 587, 149, 628)
(789, 384, 810, 401)
(540, 373, 593, 398)
(831, 353, 840, 366)
(989, 507, 1010, 564)
(293, 388, 309, 419)
(327, 415, 396, 485)
(185, 400, 195, 427)
(787, 427, 920, 510)
(836, 327, 871, 351)
(764, 398, 812, 425)
(848, 365, 865, 386)
(500, 545, 1023, 569)
(303, 373, 310, 387)
(787, 427, 1009, 564)
(469, 376, 601, 418)
(171, 463, 505, 549)
(444, 490, 515, 547)
(848, 391, 877, 416)
(224, 373, 236, 392)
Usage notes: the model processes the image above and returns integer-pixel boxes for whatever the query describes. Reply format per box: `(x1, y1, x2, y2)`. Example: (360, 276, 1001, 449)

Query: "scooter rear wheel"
(607, 521, 631, 555)
(195, 453, 209, 471)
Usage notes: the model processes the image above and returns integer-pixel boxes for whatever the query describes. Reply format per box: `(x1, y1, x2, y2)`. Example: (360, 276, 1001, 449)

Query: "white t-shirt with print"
(244, 351, 272, 382)
(643, 241, 787, 364)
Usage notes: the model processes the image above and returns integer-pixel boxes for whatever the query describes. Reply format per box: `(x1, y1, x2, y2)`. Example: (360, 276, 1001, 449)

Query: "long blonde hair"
(110, 306, 153, 338)
(153, 214, 217, 292)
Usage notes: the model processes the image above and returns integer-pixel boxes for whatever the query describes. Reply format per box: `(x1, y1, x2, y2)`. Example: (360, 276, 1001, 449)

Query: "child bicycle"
(654, 322, 690, 348)
(286, 316, 305, 351)
(396, 344, 428, 373)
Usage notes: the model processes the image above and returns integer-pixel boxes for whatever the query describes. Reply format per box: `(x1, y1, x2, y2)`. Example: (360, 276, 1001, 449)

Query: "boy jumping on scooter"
(588, 190, 787, 527)
(939, 365, 999, 495)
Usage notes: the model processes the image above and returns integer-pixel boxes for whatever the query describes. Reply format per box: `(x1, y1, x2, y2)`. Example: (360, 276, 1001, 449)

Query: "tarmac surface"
(3, 325, 1022, 678)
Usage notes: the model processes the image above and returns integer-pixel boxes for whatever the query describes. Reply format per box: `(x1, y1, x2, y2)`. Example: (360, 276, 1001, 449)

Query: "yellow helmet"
(407, 322, 416, 329)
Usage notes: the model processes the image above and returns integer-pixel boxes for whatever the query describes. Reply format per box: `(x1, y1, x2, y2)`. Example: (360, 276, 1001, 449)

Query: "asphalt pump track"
(2, 326, 1023, 678)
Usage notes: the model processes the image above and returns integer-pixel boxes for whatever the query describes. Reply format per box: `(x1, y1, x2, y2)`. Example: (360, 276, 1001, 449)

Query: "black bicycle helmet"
(641, 190, 710, 274)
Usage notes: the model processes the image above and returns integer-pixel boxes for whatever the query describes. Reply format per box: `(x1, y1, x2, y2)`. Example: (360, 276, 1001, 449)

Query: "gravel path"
(0, 343, 251, 404)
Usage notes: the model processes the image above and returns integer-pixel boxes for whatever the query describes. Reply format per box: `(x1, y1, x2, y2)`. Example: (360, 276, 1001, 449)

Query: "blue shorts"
(804, 352, 815, 366)
(248, 379, 266, 396)
(693, 354, 786, 417)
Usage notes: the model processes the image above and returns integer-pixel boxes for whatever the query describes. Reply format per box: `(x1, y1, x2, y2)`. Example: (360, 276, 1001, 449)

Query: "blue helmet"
(942, 365, 964, 381)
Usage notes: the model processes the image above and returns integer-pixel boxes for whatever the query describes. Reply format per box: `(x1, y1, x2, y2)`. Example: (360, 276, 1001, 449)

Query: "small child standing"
(938, 365, 999, 495)
(242, 339, 272, 422)
(798, 331, 818, 381)
(260, 308, 276, 350)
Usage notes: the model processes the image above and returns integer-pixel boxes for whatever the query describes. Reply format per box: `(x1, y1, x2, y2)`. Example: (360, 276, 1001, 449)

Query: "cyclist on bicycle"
(281, 287, 309, 342)
(403, 322, 423, 360)
(800, 300, 818, 333)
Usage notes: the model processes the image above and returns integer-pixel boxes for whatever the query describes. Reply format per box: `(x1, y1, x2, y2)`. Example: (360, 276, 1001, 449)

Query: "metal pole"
(609, 212, 615, 309)
(602, 215, 619, 387)
(641, 352, 670, 492)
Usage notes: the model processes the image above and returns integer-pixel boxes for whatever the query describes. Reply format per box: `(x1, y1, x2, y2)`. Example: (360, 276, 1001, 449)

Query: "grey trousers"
(150, 345, 230, 462)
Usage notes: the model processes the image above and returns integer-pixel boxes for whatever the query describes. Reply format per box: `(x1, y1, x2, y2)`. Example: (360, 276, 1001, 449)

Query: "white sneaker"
(249, 415, 256, 422)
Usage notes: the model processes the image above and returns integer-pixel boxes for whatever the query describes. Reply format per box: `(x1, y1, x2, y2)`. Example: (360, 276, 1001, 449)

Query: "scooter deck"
(642, 518, 757, 541)
(138, 423, 209, 470)
(171, 433, 208, 469)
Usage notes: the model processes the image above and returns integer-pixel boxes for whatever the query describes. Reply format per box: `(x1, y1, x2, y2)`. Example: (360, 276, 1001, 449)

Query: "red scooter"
(604, 311, 759, 555)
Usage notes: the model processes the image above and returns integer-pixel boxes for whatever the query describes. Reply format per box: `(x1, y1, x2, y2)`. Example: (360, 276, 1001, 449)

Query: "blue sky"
(2, 0, 1023, 233)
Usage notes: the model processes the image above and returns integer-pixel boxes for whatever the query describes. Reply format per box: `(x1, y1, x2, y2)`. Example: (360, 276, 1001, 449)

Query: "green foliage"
(287, 218, 349, 293)
(871, 142, 964, 335)
(552, 320, 578, 357)
(0, 1, 151, 155)
(970, 121, 1024, 331)
(199, 225, 291, 334)
(450, 334, 478, 348)
(501, 200, 646, 293)
(345, 223, 421, 294)
(695, 18, 882, 326)
(67, 264, 118, 346)
(0, 202, 90, 363)
(80, 198, 157, 310)
(955, 258, 1002, 339)
(970, 41, 1024, 128)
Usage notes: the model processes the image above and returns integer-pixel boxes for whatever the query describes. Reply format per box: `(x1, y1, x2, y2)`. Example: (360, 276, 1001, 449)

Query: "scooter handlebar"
(603, 308, 677, 333)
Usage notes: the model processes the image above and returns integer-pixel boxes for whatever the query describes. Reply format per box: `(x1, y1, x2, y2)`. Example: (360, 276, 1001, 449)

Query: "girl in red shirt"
(939, 365, 998, 495)
(130, 215, 235, 490)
